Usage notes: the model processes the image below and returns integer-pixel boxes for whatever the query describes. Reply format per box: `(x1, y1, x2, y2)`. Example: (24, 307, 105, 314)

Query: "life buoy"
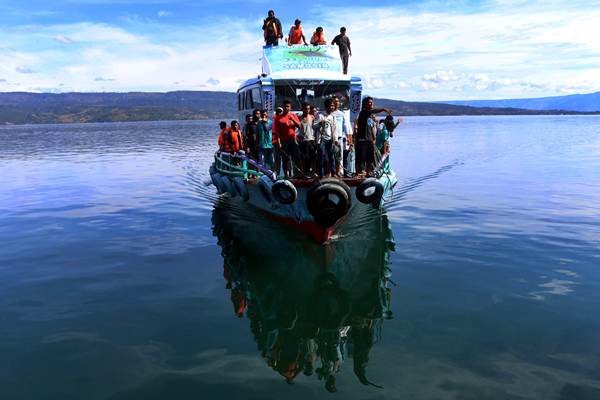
(257, 175, 273, 204)
(271, 180, 297, 205)
(306, 179, 351, 227)
(356, 178, 384, 204)
(233, 177, 249, 201)
(220, 175, 236, 197)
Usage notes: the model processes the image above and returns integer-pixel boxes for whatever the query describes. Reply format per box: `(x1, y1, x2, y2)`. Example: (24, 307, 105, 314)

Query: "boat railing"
(214, 151, 277, 181)
(373, 153, 390, 178)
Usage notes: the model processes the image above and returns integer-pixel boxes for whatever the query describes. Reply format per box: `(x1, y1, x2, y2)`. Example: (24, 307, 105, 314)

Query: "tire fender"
(356, 178, 384, 204)
(271, 180, 297, 205)
(306, 180, 351, 227)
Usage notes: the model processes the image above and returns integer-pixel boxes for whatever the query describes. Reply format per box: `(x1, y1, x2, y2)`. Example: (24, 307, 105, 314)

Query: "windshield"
(274, 81, 350, 111)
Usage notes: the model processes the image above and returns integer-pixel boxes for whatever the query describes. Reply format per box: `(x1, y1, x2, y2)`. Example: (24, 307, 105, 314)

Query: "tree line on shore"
(1, 91, 596, 125)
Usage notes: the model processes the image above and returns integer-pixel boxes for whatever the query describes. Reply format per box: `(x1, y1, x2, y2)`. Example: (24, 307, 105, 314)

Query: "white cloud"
(157, 10, 173, 18)
(2, 2, 600, 100)
(54, 35, 75, 44)
(16, 66, 35, 74)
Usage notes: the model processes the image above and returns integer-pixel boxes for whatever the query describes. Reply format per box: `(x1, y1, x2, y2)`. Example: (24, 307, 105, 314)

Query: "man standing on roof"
(288, 19, 307, 45)
(331, 27, 352, 74)
(263, 10, 283, 46)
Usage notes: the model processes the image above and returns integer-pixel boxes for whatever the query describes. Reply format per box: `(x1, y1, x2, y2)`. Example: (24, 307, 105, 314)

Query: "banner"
(262, 45, 344, 78)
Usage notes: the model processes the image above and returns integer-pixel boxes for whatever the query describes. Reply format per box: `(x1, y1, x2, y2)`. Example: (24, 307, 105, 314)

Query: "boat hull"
(214, 171, 397, 243)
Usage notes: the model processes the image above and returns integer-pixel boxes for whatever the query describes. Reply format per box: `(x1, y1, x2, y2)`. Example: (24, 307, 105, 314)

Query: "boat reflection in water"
(211, 198, 395, 392)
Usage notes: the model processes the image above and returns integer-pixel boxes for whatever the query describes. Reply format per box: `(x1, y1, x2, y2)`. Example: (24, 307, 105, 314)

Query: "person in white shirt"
(298, 102, 317, 176)
(315, 98, 338, 177)
(331, 96, 353, 176)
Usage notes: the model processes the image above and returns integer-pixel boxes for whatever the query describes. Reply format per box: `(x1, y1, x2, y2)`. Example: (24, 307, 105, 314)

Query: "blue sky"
(1, 0, 599, 100)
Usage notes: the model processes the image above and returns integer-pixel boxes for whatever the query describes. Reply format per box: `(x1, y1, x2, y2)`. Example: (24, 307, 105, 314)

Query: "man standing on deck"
(273, 101, 302, 178)
(355, 97, 391, 176)
(263, 10, 283, 46)
(331, 96, 352, 176)
(331, 27, 352, 75)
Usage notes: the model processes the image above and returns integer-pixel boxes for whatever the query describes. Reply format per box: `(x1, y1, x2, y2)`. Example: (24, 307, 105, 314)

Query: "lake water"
(1, 116, 599, 399)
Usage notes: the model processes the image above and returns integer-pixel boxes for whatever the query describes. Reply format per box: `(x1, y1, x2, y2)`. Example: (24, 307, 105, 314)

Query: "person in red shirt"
(229, 120, 242, 153)
(287, 19, 307, 45)
(273, 101, 302, 178)
(310, 27, 326, 45)
(220, 120, 241, 154)
(217, 121, 228, 151)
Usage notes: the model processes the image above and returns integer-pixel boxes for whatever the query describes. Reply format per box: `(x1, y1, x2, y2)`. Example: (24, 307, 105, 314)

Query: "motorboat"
(209, 45, 397, 243)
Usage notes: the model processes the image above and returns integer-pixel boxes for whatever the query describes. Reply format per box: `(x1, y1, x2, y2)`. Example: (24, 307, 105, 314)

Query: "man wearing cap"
(263, 10, 283, 46)
(288, 19, 307, 45)
(331, 27, 352, 74)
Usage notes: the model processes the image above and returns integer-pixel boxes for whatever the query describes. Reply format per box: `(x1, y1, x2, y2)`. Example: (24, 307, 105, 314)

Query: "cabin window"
(251, 88, 262, 109)
(245, 92, 252, 110)
(238, 93, 243, 110)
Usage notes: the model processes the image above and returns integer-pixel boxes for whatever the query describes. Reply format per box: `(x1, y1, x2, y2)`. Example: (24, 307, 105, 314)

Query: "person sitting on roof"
(287, 19, 308, 45)
(310, 27, 327, 45)
(263, 10, 283, 46)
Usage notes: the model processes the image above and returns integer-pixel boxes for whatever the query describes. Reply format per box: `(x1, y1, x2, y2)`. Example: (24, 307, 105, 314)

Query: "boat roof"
(261, 45, 350, 81)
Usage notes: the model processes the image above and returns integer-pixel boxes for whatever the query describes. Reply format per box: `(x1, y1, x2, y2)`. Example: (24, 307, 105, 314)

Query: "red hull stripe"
(266, 214, 334, 244)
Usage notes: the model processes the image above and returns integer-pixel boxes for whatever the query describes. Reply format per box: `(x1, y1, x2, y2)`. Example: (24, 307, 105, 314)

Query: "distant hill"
(0, 91, 236, 124)
(0, 91, 596, 125)
(438, 91, 600, 112)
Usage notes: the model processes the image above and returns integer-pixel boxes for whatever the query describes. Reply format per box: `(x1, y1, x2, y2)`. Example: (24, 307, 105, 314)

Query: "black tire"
(356, 178, 384, 204)
(257, 175, 273, 204)
(233, 177, 249, 201)
(271, 180, 297, 205)
(307, 181, 351, 227)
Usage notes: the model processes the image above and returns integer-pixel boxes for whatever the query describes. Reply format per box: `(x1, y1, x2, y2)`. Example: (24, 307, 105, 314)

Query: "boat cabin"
(237, 45, 362, 122)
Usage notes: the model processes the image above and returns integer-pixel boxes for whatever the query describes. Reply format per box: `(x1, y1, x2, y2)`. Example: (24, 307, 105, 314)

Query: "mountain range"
(1, 91, 598, 125)
(438, 91, 600, 112)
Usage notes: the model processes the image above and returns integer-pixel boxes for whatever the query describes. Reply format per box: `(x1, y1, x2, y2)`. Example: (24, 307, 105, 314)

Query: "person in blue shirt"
(257, 109, 274, 169)
(376, 115, 401, 154)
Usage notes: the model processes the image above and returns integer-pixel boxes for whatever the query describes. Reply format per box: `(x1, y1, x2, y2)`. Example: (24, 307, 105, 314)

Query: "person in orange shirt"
(228, 120, 242, 153)
(217, 121, 228, 151)
(219, 120, 242, 154)
(287, 19, 307, 45)
(310, 27, 326, 45)
(273, 101, 302, 178)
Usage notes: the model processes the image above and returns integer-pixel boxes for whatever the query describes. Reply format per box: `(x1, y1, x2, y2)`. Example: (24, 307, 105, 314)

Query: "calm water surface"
(1, 116, 599, 399)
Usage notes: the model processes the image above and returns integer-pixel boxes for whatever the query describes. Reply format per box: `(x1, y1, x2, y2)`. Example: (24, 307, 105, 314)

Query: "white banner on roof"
(261, 45, 349, 80)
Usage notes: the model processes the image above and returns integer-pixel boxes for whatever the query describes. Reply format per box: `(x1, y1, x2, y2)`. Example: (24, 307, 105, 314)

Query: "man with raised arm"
(355, 97, 391, 176)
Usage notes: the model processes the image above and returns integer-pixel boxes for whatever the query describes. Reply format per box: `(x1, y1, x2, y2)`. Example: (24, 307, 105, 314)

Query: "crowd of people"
(262, 10, 353, 74)
(217, 97, 401, 178)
